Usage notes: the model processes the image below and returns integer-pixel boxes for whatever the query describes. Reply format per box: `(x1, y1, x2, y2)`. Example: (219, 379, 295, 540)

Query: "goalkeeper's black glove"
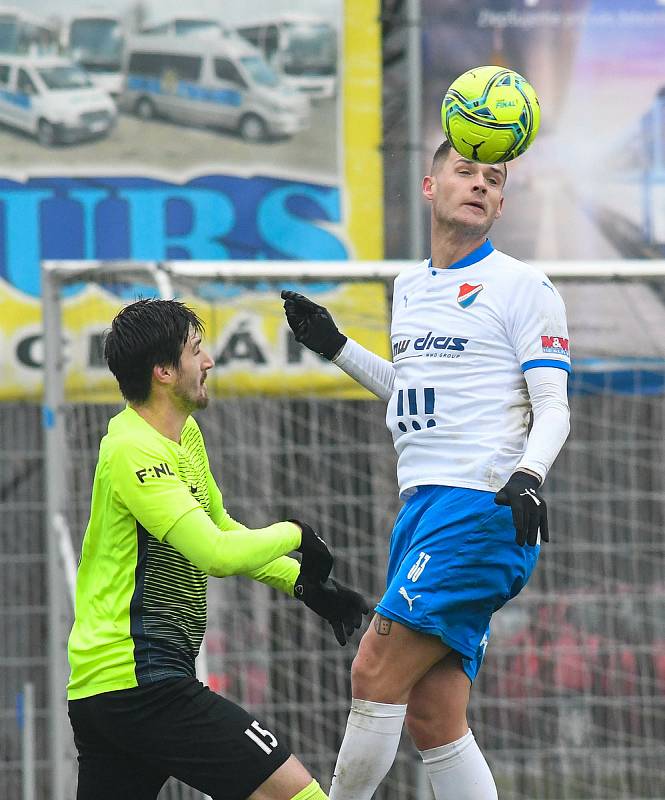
(290, 519, 333, 583)
(494, 470, 549, 547)
(295, 574, 370, 646)
(281, 290, 347, 361)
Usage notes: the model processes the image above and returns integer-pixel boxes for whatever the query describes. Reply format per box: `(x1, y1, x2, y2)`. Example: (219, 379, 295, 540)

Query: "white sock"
(328, 698, 407, 800)
(420, 729, 498, 800)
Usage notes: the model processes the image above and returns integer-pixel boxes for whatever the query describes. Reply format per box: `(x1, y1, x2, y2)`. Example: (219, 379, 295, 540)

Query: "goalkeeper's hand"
(494, 470, 549, 547)
(281, 290, 347, 361)
(289, 520, 333, 583)
(295, 574, 370, 645)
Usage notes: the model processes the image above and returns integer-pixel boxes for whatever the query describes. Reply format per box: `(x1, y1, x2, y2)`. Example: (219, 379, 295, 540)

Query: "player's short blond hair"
(431, 140, 507, 184)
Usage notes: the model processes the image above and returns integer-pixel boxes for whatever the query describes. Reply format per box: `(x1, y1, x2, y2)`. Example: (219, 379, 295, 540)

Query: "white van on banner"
(121, 34, 310, 142)
(0, 55, 117, 146)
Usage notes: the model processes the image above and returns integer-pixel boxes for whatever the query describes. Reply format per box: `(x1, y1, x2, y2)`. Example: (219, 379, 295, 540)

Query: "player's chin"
(466, 203, 496, 224)
(195, 386, 209, 409)
(453, 214, 491, 236)
(458, 205, 488, 223)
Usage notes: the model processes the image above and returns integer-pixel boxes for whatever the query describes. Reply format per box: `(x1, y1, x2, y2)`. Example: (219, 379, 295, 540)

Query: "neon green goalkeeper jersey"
(67, 406, 298, 700)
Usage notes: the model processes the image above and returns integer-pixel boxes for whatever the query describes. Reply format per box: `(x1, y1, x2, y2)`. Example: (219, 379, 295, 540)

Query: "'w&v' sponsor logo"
(541, 335, 569, 356)
(457, 282, 484, 309)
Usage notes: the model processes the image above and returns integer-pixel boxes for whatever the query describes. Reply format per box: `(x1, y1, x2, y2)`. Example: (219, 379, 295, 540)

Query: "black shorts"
(68, 677, 292, 800)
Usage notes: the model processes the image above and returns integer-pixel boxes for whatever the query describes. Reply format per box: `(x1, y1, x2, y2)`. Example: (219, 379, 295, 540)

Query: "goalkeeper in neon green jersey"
(67, 299, 369, 800)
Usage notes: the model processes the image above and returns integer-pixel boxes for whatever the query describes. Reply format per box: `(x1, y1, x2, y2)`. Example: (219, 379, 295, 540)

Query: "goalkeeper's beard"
(172, 373, 209, 412)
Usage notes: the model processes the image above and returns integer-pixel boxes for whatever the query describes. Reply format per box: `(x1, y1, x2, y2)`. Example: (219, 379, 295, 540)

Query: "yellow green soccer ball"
(441, 65, 540, 163)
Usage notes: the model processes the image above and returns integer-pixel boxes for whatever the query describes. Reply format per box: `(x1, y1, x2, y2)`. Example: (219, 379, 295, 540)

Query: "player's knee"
(349, 633, 393, 699)
(250, 758, 321, 800)
(288, 778, 327, 800)
(405, 704, 436, 741)
(350, 643, 407, 702)
(350, 649, 378, 698)
(405, 698, 468, 748)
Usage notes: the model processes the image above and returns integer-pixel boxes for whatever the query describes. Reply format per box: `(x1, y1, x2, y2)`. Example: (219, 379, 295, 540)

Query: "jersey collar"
(428, 239, 494, 271)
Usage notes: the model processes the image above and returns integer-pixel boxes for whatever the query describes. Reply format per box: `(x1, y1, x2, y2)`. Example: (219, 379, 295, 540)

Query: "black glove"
(295, 574, 370, 645)
(494, 470, 549, 547)
(290, 520, 333, 582)
(281, 290, 347, 361)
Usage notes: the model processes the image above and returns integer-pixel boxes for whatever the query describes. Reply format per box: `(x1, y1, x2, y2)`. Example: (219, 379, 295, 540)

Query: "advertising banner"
(419, 0, 665, 385)
(0, 0, 385, 399)
(422, 0, 665, 263)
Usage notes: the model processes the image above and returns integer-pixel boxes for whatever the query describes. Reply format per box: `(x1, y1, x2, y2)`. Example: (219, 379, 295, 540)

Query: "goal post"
(40, 259, 665, 800)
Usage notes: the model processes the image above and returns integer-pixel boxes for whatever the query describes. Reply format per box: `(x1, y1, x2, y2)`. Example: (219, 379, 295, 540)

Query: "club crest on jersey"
(541, 335, 570, 356)
(457, 282, 484, 308)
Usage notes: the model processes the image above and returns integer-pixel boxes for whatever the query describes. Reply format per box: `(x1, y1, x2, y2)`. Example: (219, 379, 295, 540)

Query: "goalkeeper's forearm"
(334, 338, 395, 401)
(209, 499, 307, 594)
(165, 507, 301, 577)
(243, 555, 301, 596)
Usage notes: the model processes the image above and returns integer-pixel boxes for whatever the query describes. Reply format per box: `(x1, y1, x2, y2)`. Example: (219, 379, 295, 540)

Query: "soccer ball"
(441, 66, 540, 164)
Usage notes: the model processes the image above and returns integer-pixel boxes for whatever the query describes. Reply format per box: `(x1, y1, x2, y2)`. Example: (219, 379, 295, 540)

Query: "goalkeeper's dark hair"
(431, 139, 507, 184)
(104, 299, 204, 403)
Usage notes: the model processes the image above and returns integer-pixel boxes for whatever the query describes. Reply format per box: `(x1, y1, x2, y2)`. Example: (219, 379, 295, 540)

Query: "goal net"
(37, 259, 665, 800)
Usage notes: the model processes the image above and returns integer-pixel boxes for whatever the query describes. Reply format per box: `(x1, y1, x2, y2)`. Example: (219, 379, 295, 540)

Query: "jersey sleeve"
(243, 556, 301, 596)
(517, 366, 570, 482)
(108, 438, 200, 541)
(334, 338, 395, 401)
(203, 465, 299, 593)
(165, 508, 302, 577)
(507, 273, 571, 374)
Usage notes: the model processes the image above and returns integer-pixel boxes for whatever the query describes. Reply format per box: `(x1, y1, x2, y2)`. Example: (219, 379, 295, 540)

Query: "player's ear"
(494, 195, 504, 220)
(153, 364, 174, 386)
(422, 175, 435, 200)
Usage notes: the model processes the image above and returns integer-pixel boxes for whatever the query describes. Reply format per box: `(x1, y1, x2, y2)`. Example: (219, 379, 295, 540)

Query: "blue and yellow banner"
(0, 0, 385, 400)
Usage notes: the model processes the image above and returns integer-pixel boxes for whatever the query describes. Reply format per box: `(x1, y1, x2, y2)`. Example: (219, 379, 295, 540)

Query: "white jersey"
(386, 240, 570, 495)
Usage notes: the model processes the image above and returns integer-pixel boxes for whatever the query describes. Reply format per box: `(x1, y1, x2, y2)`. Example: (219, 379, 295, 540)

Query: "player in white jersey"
(281, 140, 571, 800)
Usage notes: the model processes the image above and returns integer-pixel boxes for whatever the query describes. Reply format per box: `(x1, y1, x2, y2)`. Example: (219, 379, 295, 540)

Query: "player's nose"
(201, 349, 214, 370)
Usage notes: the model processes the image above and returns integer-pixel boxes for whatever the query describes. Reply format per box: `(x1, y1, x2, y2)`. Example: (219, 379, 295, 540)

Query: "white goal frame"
(40, 258, 665, 800)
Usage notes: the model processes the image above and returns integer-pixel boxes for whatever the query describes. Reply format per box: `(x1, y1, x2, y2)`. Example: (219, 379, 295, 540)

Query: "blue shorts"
(376, 485, 540, 682)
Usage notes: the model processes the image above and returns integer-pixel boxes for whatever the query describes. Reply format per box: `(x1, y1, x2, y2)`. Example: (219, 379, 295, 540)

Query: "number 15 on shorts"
(245, 719, 278, 754)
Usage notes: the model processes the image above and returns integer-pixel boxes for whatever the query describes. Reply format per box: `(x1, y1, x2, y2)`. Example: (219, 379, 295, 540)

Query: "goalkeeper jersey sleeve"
(164, 509, 300, 578)
(205, 463, 301, 595)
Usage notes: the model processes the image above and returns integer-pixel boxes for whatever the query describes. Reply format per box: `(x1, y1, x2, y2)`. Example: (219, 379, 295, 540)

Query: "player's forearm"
(334, 338, 395, 401)
(208, 486, 300, 592)
(517, 367, 570, 482)
(165, 507, 301, 577)
(243, 555, 301, 596)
